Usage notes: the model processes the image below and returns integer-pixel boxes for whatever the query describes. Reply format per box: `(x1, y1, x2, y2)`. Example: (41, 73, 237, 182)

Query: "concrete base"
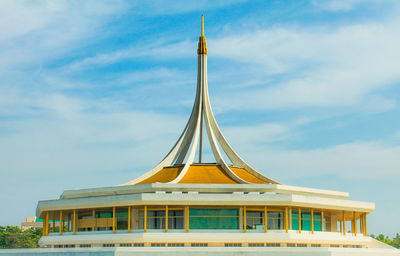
(1, 247, 400, 256)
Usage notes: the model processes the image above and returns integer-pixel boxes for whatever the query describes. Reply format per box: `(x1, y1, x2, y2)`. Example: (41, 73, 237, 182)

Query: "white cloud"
(312, 0, 398, 12)
(0, 0, 127, 70)
(242, 142, 400, 180)
(210, 17, 400, 111)
(223, 123, 292, 147)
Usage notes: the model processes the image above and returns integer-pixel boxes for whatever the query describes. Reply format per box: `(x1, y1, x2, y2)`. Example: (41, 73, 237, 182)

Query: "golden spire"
(197, 14, 208, 55)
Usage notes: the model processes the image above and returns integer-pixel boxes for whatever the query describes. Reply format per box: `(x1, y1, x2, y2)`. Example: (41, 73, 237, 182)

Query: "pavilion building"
(36, 16, 387, 250)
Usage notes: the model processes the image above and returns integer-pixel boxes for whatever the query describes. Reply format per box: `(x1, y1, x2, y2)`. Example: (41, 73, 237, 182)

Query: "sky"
(0, 0, 399, 236)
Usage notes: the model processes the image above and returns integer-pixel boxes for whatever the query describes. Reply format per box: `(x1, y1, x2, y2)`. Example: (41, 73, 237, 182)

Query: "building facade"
(36, 16, 389, 251)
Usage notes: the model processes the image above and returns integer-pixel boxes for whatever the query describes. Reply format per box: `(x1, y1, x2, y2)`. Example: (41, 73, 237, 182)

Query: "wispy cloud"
(210, 17, 400, 112)
(242, 141, 400, 180)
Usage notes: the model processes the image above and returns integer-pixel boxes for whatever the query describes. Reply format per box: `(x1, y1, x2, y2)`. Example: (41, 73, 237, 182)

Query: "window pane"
(189, 208, 239, 229)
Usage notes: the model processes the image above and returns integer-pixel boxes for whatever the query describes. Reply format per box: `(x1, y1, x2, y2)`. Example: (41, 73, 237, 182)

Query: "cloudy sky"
(1, 0, 399, 236)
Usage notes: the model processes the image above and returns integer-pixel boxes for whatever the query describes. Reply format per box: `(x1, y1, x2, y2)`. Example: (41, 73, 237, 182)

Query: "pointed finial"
(198, 15, 207, 55)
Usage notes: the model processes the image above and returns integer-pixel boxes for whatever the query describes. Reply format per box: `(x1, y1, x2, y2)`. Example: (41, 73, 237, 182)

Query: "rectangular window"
(266, 243, 280, 247)
(248, 243, 264, 247)
(133, 243, 144, 247)
(168, 243, 184, 247)
(246, 211, 264, 230)
(94, 209, 113, 231)
(267, 211, 283, 230)
(311, 244, 321, 247)
(313, 212, 322, 232)
(225, 243, 242, 247)
(324, 216, 331, 231)
(330, 244, 340, 248)
(287, 243, 296, 247)
(151, 243, 166, 247)
(168, 210, 184, 229)
(116, 208, 129, 230)
(189, 208, 239, 229)
(297, 243, 307, 247)
(302, 212, 312, 231)
(80, 244, 91, 248)
(140, 210, 165, 229)
(103, 244, 115, 247)
(292, 211, 299, 230)
(120, 243, 132, 247)
(191, 243, 208, 247)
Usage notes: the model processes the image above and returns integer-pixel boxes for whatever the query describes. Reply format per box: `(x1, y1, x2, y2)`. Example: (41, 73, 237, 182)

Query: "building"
(34, 16, 396, 253)
(21, 217, 42, 231)
(21, 217, 66, 231)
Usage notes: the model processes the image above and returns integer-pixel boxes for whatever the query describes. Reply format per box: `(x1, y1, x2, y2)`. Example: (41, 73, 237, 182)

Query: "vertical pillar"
(45, 212, 49, 236)
(59, 210, 63, 236)
(285, 207, 288, 233)
(364, 214, 368, 236)
(311, 209, 314, 234)
(52, 219, 55, 233)
(353, 211, 357, 236)
(112, 207, 116, 234)
(42, 212, 47, 236)
(340, 220, 342, 233)
(321, 211, 324, 232)
(165, 205, 168, 232)
(185, 206, 189, 233)
(67, 213, 71, 232)
(128, 206, 131, 233)
(92, 209, 96, 231)
(342, 211, 346, 236)
(264, 206, 268, 233)
(298, 208, 302, 234)
(73, 209, 76, 235)
(144, 206, 147, 232)
(243, 206, 247, 233)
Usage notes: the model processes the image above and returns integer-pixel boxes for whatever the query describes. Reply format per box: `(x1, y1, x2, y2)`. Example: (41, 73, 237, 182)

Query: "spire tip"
(201, 15, 204, 36)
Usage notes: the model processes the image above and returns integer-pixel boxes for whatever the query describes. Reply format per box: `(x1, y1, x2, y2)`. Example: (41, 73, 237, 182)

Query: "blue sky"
(0, 0, 400, 236)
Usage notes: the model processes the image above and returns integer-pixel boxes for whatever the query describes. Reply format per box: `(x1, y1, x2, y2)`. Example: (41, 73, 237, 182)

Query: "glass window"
(191, 243, 208, 247)
(301, 212, 312, 231)
(189, 208, 239, 229)
(246, 211, 264, 230)
(292, 211, 299, 230)
(168, 210, 184, 229)
(225, 243, 242, 247)
(267, 211, 283, 230)
(168, 243, 184, 247)
(151, 243, 166, 247)
(94, 209, 113, 231)
(140, 210, 165, 229)
(116, 208, 128, 230)
(324, 216, 331, 231)
(248, 243, 264, 247)
(313, 212, 322, 232)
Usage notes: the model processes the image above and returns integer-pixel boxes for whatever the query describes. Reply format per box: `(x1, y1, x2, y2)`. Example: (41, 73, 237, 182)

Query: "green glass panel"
(189, 208, 238, 217)
(96, 212, 112, 218)
(189, 208, 239, 229)
(302, 212, 311, 220)
(302, 219, 312, 231)
(314, 213, 321, 221)
(314, 220, 322, 231)
(116, 209, 128, 218)
(291, 212, 299, 230)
